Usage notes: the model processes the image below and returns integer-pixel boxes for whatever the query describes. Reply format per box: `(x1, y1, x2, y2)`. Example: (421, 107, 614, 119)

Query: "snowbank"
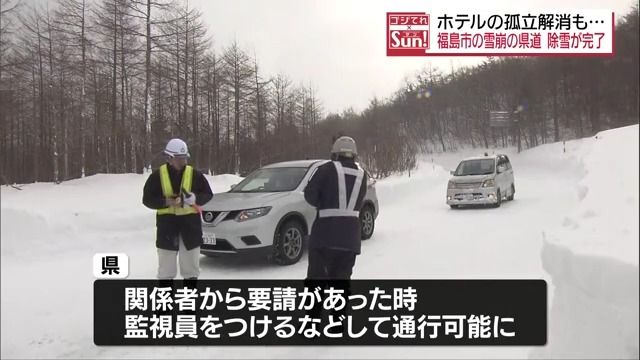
(531, 125, 639, 359)
(0, 173, 242, 261)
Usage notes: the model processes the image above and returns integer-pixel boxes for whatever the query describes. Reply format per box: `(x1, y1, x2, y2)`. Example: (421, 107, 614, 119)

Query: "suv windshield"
(230, 167, 308, 193)
(454, 159, 495, 176)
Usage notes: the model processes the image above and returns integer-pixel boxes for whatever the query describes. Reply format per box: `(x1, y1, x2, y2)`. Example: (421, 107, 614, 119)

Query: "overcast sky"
(192, 0, 635, 115)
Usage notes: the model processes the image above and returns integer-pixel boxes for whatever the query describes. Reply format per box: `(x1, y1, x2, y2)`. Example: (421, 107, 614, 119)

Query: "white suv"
(446, 154, 515, 208)
(200, 160, 379, 265)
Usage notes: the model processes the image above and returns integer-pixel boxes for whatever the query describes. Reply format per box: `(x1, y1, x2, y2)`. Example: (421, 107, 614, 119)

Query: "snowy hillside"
(1, 125, 638, 359)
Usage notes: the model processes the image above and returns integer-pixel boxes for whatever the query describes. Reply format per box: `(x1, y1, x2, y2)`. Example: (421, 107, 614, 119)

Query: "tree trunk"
(33, 49, 40, 182)
(183, 15, 189, 135)
(553, 82, 559, 142)
(120, 21, 127, 173)
(175, 31, 181, 130)
(46, 9, 59, 183)
(61, 71, 68, 180)
(226, 93, 230, 173)
(80, 0, 87, 177)
(234, 83, 240, 174)
(111, 0, 117, 173)
(143, 0, 152, 171)
(206, 66, 212, 173)
(191, 29, 198, 164)
(254, 60, 263, 166)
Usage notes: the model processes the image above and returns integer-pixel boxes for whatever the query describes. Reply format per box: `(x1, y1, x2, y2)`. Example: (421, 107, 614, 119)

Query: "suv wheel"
(494, 189, 502, 208)
(360, 205, 375, 240)
(273, 220, 305, 265)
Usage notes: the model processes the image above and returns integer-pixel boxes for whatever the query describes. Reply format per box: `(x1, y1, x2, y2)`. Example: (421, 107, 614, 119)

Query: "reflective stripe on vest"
(318, 161, 364, 218)
(157, 164, 197, 216)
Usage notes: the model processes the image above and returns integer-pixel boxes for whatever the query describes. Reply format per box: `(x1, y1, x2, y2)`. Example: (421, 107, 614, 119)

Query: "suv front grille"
(202, 211, 241, 224)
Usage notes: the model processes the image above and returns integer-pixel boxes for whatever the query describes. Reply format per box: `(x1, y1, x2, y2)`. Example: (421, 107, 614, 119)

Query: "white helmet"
(331, 136, 357, 157)
(164, 138, 190, 158)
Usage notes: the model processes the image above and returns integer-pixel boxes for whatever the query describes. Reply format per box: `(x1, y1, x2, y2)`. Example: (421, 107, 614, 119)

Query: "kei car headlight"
(482, 179, 495, 188)
(235, 207, 272, 222)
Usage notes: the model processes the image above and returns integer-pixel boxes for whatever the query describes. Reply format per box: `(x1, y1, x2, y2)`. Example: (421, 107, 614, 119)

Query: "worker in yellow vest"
(142, 138, 213, 280)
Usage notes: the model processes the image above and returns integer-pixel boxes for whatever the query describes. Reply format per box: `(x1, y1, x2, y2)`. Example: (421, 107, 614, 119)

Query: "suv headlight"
(448, 180, 456, 189)
(481, 179, 495, 188)
(235, 207, 272, 222)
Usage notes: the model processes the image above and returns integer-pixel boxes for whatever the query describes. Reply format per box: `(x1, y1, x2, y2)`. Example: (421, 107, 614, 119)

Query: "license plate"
(465, 194, 474, 200)
(203, 233, 216, 245)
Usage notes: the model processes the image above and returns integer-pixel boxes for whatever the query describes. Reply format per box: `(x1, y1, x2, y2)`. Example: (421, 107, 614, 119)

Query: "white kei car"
(446, 154, 515, 208)
(200, 160, 379, 265)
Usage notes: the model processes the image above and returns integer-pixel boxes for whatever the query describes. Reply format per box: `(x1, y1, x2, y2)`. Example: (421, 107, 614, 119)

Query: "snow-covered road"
(2, 128, 637, 359)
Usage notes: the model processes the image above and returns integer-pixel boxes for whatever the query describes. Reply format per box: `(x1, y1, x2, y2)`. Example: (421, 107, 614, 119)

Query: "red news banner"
(387, 10, 614, 56)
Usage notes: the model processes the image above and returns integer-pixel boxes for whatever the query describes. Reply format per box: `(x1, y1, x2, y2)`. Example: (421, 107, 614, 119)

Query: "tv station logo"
(387, 12, 430, 56)
(387, 10, 614, 57)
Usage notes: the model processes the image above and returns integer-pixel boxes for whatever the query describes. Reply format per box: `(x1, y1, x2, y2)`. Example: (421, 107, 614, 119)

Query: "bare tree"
(124, 0, 173, 171)
(250, 56, 270, 166)
(222, 40, 253, 174)
(1, 3, 637, 185)
(54, 0, 90, 177)
(0, 0, 20, 82)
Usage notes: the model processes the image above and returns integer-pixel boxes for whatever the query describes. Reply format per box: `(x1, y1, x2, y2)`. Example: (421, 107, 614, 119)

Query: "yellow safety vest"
(157, 164, 197, 216)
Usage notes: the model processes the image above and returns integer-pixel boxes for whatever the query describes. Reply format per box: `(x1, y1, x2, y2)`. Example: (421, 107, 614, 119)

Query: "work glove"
(165, 196, 182, 207)
(183, 191, 196, 206)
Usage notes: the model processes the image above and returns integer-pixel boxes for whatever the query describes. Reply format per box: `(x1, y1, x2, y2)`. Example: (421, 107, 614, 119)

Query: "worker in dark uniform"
(142, 138, 213, 281)
(303, 136, 368, 326)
